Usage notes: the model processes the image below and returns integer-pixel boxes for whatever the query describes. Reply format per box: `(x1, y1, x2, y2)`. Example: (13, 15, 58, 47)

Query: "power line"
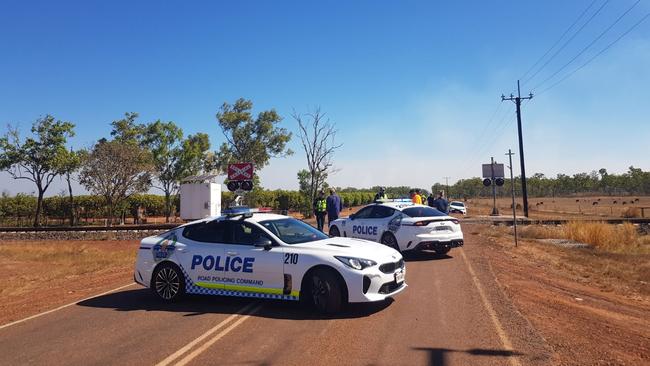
(457, 108, 514, 176)
(532, 0, 642, 91)
(537, 10, 650, 96)
(522, 0, 610, 87)
(519, 0, 599, 83)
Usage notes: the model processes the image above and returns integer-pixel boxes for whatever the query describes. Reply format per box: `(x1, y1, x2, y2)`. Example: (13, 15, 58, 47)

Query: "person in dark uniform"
(326, 188, 342, 225)
(432, 191, 449, 214)
(374, 187, 387, 201)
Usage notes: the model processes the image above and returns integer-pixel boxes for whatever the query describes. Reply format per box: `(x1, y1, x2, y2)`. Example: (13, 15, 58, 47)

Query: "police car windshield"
(402, 206, 446, 217)
(450, 202, 464, 207)
(259, 218, 329, 244)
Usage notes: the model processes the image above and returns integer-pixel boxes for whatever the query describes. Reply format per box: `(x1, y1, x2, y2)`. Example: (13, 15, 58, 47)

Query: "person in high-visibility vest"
(313, 190, 327, 232)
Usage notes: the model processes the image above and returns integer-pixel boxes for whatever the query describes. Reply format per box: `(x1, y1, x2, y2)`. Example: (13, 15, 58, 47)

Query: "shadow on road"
(78, 289, 393, 320)
(404, 251, 454, 262)
(413, 347, 523, 366)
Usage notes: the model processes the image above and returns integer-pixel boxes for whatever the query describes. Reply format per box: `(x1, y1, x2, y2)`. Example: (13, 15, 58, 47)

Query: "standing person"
(374, 187, 387, 201)
(427, 193, 436, 207)
(410, 189, 422, 205)
(326, 188, 342, 225)
(313, 190, 327, 232)
(433, 191, 449, 214)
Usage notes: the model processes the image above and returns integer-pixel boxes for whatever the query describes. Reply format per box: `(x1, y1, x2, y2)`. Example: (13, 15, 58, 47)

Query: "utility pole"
(502, 80, 533, 217)
(506, 149, 518, 247)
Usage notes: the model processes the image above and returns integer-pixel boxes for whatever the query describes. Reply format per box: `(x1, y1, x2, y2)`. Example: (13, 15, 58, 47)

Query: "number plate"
(435, 226, 451, 231)
(394, 269, 405, 284)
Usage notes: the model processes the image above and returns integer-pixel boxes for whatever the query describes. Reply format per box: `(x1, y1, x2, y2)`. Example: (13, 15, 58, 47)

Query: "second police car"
(134, 208, 406, 313)
(329, 200, 464, 255)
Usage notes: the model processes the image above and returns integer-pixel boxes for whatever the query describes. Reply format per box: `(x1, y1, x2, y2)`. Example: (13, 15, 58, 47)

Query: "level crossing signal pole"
(502, 80, 533, 217)
(506, 149, 518, 247)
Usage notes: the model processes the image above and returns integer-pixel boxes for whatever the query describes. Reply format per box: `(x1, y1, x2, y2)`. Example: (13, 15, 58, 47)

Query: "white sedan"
(329, 200, 464, 255)
(449, 201, 467, 215)
(134, 208, 406, 313)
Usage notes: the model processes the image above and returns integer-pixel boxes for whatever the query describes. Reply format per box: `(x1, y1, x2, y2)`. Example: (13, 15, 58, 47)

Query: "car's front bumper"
(345, 262, 408, 303)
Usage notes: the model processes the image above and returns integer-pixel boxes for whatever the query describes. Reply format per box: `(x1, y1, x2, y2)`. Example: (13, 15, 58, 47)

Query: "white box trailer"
(180, 175, 221, 220)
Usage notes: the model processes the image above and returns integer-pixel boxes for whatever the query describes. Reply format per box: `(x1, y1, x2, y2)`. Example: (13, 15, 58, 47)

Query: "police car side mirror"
(254, 237, 273, 250)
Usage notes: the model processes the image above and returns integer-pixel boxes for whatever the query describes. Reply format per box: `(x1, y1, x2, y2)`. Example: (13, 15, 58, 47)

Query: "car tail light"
(413, 221, 429, 226)
(450, 219, 459, 225)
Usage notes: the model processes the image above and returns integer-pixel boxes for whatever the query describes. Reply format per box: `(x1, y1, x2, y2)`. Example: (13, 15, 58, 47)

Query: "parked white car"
(449, 201, 467, 215)
(329, 200, 464, 256)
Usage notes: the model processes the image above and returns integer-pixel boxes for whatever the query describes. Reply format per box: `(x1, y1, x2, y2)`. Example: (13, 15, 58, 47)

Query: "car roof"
(180, 212, 294, 227)
(372, 201, 428, 211)
(450, 201, 464, 205)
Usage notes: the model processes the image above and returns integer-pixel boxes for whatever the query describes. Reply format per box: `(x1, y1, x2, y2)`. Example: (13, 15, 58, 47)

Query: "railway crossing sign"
(228, 163, 254, 181)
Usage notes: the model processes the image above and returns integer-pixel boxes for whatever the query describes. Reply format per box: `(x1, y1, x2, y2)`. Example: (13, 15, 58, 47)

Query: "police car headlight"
(335, 256, 377, 270)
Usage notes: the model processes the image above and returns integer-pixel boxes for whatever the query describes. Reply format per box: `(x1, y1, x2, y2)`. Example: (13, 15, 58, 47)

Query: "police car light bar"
(223, 206, 259, 218)
(375, 198, 413, 203)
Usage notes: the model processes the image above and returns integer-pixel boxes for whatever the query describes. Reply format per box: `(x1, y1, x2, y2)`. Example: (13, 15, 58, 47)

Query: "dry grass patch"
(518, 225, 563, 239)
(563, 221, 648, 253)
(0, 241, 136, 297)
(503, 222, 650, 254)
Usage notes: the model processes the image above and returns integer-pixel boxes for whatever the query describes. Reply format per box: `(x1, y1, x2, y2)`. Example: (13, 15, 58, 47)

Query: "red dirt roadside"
(468, 224, 650, 366)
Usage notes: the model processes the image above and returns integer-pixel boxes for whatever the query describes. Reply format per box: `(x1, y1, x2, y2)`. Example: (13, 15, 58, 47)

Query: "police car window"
(228, 222, 272, 246)
(402, 206, 446, 217)
(259, 218, 328, 244)
(353, 206, 374, 219)
(182, 220, 226, 243)
(370, 206, 395, 219)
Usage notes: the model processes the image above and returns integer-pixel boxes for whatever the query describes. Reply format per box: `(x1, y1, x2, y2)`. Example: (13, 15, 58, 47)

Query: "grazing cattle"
(576, 199, 580, 203)
(622, 201, 627, 205)
(592, 202, 598, 205)
(613, 201, 617, 204)
(598, 198, 601, 201)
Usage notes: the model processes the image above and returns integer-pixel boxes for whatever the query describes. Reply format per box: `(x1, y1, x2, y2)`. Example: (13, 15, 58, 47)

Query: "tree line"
(0, 98, 293, 226)
(439, 166, 650, 199)
(0, 190, 379, 226)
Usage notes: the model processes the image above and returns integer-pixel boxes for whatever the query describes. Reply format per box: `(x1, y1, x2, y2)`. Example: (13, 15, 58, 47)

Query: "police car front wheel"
(329, 226, 340, 237)
(310, 269, 344, 314)
(152, 262, 185, 302)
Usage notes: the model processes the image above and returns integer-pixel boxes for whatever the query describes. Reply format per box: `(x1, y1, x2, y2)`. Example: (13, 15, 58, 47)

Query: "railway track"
(0, 223, 178, 233)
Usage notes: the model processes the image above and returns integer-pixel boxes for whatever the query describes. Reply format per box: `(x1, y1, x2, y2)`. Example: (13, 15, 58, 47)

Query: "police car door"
(219, 220, 284, 296)
(367, 205, 396, 242)
(175, 220, 227, 290)
(348, 206, 376, 240)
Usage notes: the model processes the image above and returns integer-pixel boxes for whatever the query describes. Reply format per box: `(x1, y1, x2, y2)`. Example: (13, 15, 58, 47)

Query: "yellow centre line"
(155, 301, 263, 366)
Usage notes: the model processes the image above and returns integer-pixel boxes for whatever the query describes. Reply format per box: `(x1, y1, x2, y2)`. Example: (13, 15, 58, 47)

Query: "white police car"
(134, 208, 406, 313)
(449, 201, 467, 215)
(329, 200, 464, 255)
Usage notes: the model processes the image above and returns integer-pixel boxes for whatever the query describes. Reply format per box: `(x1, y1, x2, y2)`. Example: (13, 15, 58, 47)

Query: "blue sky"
(1, 0, 649, 195)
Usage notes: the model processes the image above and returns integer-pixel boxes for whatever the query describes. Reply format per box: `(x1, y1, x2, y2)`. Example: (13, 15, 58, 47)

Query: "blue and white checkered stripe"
(178, 265, 299, 301)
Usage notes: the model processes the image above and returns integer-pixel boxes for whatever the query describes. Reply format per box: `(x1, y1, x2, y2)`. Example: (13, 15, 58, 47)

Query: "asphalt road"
(0, 228, 547, 366)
